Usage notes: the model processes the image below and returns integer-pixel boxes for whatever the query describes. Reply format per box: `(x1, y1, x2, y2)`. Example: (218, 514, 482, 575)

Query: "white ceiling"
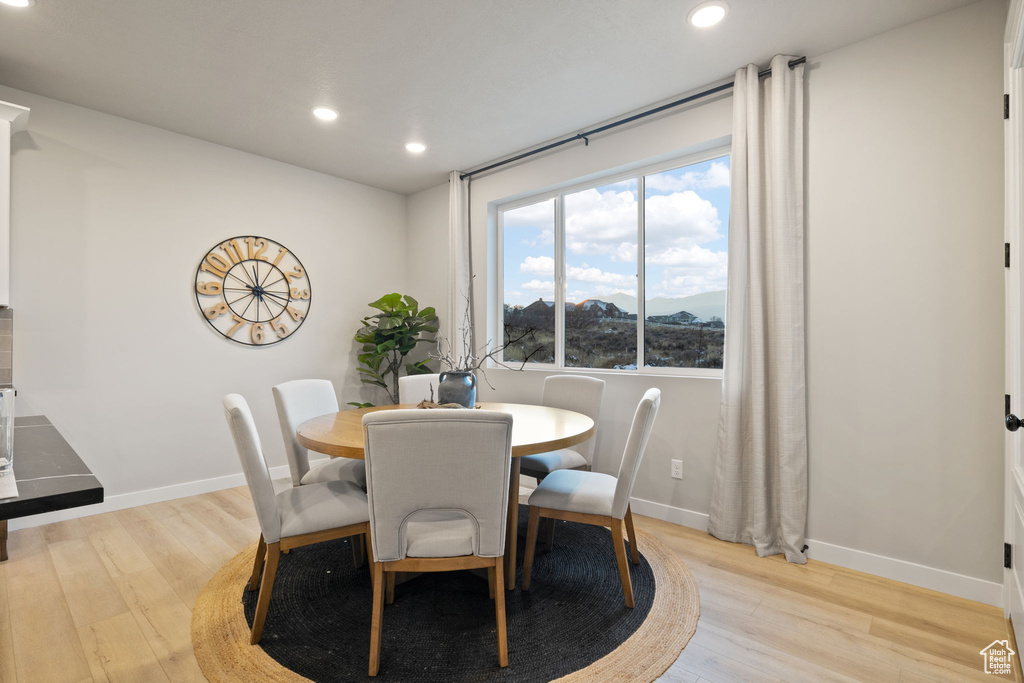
(0, 0, 982, 195)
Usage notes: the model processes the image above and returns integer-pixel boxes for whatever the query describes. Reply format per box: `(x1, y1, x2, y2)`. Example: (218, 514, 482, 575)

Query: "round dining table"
(296, 402, 595, 590)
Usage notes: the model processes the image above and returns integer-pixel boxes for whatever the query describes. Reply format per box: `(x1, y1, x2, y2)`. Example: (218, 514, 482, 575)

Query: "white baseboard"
(629, 497, 710, 531)
(629, 496, 1003, 608)
(6, 460, 321, 532)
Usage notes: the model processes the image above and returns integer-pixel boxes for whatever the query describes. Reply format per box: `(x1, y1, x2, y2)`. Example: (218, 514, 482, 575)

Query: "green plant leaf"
(347, 401, 375, 408)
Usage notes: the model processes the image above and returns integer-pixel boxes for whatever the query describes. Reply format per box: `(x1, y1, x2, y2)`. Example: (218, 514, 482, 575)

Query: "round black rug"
(241, 505, 655, 682)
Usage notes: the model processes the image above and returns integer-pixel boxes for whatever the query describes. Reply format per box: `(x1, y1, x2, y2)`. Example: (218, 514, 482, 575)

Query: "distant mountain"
(603, 290, 726, 321)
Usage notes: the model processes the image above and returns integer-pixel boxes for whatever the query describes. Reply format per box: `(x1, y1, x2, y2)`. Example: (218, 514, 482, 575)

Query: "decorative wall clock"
(194, 236, 311, 346)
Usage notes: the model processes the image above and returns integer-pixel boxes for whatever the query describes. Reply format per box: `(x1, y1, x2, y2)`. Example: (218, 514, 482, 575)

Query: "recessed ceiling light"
(688, 1, 727, 28)
(0, 0, 34, 7)
(405, 142, 426, 154)
(312, 107, 339, 121)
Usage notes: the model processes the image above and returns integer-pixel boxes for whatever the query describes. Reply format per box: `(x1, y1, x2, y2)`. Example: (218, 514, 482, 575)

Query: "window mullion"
(555, 195, 566, 368)
(637, 174, 645, 370)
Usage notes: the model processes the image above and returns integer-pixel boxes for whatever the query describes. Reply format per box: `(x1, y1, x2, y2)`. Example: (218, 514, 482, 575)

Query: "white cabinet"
(0, 101, 29, 308)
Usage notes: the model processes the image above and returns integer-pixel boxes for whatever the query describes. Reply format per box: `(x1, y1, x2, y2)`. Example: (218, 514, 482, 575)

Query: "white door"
(1005, 0, 1024, 644)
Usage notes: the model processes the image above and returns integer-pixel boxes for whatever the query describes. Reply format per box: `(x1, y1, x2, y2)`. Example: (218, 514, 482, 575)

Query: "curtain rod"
(459, 56, 805, 181)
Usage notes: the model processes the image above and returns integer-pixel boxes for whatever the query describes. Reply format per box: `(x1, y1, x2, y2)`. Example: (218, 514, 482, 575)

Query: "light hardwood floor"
(0, 486, 1014, 682)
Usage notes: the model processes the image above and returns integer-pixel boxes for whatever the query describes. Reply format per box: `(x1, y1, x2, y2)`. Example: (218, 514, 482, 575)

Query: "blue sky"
(502, 155, 730, 311)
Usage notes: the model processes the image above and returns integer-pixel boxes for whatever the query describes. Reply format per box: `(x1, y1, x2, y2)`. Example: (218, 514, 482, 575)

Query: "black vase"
(437, 371, 477, 408)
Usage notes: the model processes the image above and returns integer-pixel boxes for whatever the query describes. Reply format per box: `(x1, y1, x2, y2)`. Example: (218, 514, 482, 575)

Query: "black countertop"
(0, 416, 103, 521)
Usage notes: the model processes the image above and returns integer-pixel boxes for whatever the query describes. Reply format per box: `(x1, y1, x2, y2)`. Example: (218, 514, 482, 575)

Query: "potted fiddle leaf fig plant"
(351, 293, 438, 406)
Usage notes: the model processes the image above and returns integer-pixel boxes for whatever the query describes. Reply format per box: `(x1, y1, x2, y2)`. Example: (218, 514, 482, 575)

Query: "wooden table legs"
(503, 458, 521, 590)
(0, 519, 7, 562)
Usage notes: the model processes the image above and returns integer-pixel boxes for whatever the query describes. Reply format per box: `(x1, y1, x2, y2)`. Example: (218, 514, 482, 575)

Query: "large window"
(500, 149, 730, 372)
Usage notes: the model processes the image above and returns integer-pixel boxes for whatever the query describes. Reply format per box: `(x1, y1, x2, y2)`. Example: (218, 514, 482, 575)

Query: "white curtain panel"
(448, 171, 474, 350)
(708, 55, 807, 564)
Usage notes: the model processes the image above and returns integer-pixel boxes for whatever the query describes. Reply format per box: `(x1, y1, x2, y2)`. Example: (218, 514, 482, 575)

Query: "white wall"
(804, 0, 1005, 584)
(407, 0, 1007, 598)
(406, 183, 450, 328)
(1, 84, 408, 502)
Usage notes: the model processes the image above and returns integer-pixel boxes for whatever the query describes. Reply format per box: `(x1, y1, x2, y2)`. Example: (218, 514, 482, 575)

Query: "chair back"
(542, 375, 605, 465)
(398, 373, 441, 404)
(222, 394, 282, 543)
(362, 409, 513, 562)
(611, 388, 662, 519)
(272, 379, 339, 486)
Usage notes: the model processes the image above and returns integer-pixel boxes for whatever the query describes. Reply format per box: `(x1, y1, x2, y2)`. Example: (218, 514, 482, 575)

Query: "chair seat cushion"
(528, 469, 617, 517)
(519, 449, 587, 476)
(404, 509, 476, 558)
(301, 457, 367, 489)
(278, 480, 369, 539)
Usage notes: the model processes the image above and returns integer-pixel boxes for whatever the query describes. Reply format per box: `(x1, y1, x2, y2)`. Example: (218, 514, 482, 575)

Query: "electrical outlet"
(671, 459, 683, 479)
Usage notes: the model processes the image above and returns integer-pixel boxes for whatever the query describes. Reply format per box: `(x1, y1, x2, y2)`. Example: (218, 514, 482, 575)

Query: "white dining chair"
(222, 394, 372, 644)
(522, 388, 661, 608)
(362, 409, 513, 676)
(273, 379, 366, 489)
(519, 375, 605, 481)
(397, 373, 441, 404)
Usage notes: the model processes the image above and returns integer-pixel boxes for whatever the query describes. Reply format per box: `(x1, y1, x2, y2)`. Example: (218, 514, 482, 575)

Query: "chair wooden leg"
(248, 535, 266, 591)
(493, 558, 508, 668)
(352, 533, 365, 569)
(250, 542, 281, 644)
(522, 506, 542, 591)
(362, 532, 374, 589)
(541, 517, 556, 551)
(369, 561, 384, 676)
(624, 506, 640, 565)
(610, 520, 634, 608)
(385, 571, 395, 605)
(504, 457, 521, 590)
(487, 566, 496, 600)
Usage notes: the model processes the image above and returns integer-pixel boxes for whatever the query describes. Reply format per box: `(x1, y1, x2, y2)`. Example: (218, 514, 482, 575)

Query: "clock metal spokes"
(224, 259, 292, 323)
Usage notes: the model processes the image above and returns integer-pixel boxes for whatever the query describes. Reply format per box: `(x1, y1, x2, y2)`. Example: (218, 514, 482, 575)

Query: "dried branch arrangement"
(430, 293, 542, 389)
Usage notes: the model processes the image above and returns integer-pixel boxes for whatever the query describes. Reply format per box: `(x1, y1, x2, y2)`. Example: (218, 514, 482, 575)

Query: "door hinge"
(1006, 94, 1011, 120)
(1007, 243, 1011, 268)
(1007, 542, 1013, 569)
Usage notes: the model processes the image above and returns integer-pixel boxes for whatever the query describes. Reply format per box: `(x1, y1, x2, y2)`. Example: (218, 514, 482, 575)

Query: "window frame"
(495, 143, 731, 378)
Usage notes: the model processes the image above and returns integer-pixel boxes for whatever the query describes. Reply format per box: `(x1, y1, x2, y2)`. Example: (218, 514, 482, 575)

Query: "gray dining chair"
(273, 379, 366, 489)
(519, 375, 605, 481)
(398, 373, 441, 404)
(520, 375, 605, 549)
(223, 394, 372, 644)
(522, 388, 661, 608)
(362, 409, 513, 676)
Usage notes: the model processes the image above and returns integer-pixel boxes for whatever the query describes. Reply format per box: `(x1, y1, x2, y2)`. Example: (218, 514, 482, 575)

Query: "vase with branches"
(351, 293, 438, 406)
(429, 296, 541, 406)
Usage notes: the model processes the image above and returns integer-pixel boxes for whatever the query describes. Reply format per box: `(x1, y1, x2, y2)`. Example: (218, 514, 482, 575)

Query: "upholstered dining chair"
(223, 394, 372, 644)
(397, 373, 441, 404)
(273, 379, 366, 489)
(362, 409, 513, 676)
(522, 388, 661, 608)
(519, 375, 605, 481)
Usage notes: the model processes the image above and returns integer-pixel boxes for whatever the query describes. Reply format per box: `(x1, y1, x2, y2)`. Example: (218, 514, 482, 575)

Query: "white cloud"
(645, 161, 730, 192)
(521, 279, 554, 296)
(648, 248, 729, 298)
(561, 186, 723, 259)
(646, 245, 726, 268)
(564, 188, 637, 257)
(519, 255, 555, 276)
(566, 264, 635, 288)
(645, 191, 722, 251)
(503, 199, 555, 229)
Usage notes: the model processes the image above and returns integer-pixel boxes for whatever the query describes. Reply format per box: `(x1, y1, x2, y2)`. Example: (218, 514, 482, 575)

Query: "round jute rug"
(192, 512, 699, 682)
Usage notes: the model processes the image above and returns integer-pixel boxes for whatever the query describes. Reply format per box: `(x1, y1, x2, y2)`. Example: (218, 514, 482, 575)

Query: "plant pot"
(437, 371, 476, 408)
